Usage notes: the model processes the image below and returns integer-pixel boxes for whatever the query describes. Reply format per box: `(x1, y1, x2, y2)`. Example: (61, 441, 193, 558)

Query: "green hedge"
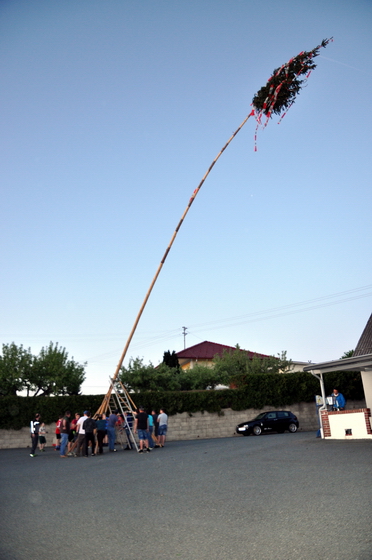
(0, 395, 104, 430)
(136, 371, 364, 414)
(0, 371, 364, 430)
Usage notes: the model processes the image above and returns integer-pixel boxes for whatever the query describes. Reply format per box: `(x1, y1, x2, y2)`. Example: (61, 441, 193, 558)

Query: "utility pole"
(182, 326, 188, 349)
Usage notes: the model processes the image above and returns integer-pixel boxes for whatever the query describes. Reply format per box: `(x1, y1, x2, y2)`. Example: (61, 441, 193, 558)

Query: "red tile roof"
(176, 341, 271, 360)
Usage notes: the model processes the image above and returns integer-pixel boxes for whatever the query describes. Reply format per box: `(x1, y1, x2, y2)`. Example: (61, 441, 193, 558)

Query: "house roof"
(176, 341, 271, 361)
(303, 353, 372, 373)
(354, 313, 372, 356)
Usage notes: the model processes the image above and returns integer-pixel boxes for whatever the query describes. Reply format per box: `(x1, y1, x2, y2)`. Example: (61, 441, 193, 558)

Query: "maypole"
(96, 38, 332, 416)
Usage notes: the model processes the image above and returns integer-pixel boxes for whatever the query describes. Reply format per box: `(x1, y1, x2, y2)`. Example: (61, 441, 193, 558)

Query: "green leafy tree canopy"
(0, 342, 86, 397)
(213, 347, 293, 389)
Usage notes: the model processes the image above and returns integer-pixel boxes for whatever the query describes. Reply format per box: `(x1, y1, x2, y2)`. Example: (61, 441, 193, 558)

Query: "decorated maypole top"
(252, 37, 333, 147)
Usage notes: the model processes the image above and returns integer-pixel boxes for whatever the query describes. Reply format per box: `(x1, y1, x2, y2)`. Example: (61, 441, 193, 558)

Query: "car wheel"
(253, 425, 262, 436)
(288, 423, 298, 433)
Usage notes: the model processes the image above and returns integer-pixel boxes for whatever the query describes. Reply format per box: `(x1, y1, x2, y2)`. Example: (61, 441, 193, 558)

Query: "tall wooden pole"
(96, 112, 253, 415)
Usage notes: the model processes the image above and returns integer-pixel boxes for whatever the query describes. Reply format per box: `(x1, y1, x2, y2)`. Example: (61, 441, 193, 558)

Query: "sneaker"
(91, 453, 95, 456)
(138, 449, 143, 453)
(30, 454, 36, 457)
(146, 448, 151, 452)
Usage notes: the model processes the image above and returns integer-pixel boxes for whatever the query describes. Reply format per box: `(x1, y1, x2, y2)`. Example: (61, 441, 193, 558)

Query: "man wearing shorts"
(157, 408, 168, 448)
(134, 406, 151, 453)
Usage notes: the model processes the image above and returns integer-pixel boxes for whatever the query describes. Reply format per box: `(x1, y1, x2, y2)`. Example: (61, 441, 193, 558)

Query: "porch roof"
(303, 353, 372, 374)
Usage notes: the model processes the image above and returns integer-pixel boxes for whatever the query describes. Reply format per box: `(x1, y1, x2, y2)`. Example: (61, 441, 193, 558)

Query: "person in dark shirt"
(134, 406, 150, 453)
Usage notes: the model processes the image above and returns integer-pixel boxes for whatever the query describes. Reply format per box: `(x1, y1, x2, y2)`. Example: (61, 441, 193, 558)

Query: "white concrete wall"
(327, 411, 372, 440)
(361, 370, 372, 411)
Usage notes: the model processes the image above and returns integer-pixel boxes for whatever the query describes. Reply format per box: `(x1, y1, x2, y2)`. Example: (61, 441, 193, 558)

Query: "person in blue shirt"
(331, 388, 346, 410)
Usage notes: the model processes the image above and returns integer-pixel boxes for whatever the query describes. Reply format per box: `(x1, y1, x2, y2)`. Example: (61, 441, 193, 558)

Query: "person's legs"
(107, 426, 116, 450)
(97, 430, 105, 453)
(158, 425, 167, 447)
(137, 429, 149, 451)
(75, 434, 85, 456)
(30, 435, 38, 455)
(90, 433, 96, 455)
(84, 434, 94, 456)
(60, 433, 68, 456)
(84, 434, 89, 456)
(67, 432, 75, 453)
(147, 426, 154, 448)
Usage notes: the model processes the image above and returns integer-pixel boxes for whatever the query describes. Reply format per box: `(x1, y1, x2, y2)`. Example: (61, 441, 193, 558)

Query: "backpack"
(83, 417, 96, 433)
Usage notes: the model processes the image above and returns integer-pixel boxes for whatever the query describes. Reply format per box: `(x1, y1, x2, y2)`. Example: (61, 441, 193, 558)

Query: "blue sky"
(1, 0, 372, 394)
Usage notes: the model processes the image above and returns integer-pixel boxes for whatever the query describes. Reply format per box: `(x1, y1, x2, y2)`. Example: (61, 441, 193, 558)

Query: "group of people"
(30, 407, 168, 458)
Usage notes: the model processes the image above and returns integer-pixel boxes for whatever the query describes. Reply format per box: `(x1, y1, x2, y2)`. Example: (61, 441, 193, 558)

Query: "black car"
(236, 410, 299, 436)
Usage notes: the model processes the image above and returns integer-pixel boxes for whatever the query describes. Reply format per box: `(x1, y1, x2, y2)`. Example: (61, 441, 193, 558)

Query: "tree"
(120, 357, 182, 392)
(176, 363, 229, 390)
(341, 350, 354, 359)
(0, 341, 86, 396)
(0, 343, 33, 396)
(162, 350, 180, 370)
(213, 347, 293, 389)
(30, 342, 86, 396)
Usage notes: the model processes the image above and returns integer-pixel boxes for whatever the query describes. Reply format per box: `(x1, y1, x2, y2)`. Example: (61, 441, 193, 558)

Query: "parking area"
(0, 432, 371, 560)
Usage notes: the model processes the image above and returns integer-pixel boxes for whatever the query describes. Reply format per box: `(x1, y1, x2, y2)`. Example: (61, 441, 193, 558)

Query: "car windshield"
(254, 413, 266, 420)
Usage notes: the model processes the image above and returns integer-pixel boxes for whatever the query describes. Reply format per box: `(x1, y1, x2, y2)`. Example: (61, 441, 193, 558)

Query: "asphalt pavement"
(0, 432, 371, 560)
